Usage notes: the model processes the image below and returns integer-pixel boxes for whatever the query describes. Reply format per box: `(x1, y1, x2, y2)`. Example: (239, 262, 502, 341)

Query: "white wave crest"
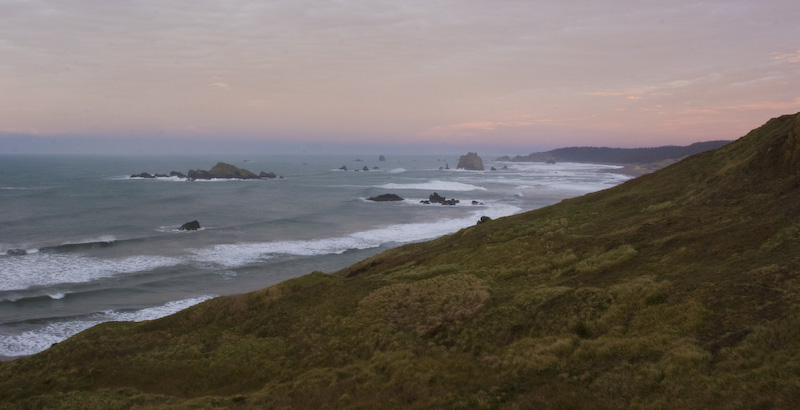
(376, 180, 487, 192)
(189, 203, 520, 269)
(0, 296, 214, 357)
(0, 253, 183, 291)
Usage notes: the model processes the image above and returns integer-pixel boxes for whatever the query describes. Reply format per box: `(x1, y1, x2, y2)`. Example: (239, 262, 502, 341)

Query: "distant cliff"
(497, 140, 731, 164)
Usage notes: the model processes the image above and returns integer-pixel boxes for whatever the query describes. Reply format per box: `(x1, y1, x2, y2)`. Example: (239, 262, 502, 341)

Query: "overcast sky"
(1, 0, 799, 154)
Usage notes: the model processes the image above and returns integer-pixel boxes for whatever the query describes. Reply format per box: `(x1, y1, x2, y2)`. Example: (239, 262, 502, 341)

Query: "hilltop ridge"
(1, 113, 800, 409)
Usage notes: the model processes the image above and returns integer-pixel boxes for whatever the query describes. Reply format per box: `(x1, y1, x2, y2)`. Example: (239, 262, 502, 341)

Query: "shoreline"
(1, 354, 28, 362)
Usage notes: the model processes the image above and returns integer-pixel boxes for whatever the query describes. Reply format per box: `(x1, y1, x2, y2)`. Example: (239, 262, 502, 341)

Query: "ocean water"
(0, 154, 630, 357)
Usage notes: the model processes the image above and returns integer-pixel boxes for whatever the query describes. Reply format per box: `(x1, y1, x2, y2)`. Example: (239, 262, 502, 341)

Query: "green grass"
(2, 113, 800, 409)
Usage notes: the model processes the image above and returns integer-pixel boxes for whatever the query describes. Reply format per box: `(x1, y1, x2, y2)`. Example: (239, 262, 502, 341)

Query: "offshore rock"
(367, 194, 404, 202)
(259, 171, 277, 179)
(131, 172, 155, 179)
(179, 220, 201, 231)
(429, 192, 446, 203)
(457, 152, 484, 170)
(188, 162, 258, 180)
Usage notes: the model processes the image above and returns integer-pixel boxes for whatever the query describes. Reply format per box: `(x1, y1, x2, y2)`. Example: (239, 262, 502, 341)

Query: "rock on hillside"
(456, 152, 484, 170)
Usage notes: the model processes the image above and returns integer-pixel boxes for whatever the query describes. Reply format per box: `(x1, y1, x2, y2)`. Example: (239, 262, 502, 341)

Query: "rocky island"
(188, 162, 259, 180)
(131, 162, 281, 181)
(456, 152, 484, 170)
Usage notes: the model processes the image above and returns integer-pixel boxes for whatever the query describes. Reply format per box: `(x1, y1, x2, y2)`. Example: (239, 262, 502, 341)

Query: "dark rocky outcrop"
(132, 171, 187, 179)
(427, 192, 459, 205)
(188, 163, 258, 180)
(379, 155, 386, 161)
(259, 172, 277, 179)
(457, 152, 484, 170)
(6, 248, 27, 256)
(477, 216, 492, 224)
(362, 166, 370, 171)
(187, 169, 212, 180)
(367, 194, 404, 202)
(339, 165, 348, 171)
(179, 220, 201, 231)
(429, 192, 446, 203)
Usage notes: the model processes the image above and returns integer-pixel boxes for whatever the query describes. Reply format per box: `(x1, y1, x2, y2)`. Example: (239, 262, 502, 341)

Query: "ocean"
(0, 154, 631, 358)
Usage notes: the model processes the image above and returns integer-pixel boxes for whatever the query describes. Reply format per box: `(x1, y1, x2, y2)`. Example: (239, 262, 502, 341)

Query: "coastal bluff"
(3, 113, 800, 409)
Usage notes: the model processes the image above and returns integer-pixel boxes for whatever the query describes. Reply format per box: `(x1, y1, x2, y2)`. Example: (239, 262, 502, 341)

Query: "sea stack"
(179, 220, 201, 231)
(456, 152, 484, 170)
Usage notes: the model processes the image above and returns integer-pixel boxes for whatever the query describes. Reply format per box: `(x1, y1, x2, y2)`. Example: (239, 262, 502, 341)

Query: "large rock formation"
(188, 162, 259, 180)
(456, 152, 485, 170)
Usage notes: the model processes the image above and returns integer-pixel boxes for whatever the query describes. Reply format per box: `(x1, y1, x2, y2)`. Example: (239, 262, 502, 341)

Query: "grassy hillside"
(2, 113, 800, 409)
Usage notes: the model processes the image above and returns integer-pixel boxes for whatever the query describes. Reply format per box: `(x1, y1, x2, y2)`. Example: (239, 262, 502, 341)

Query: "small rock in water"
(367, 194, 404, 202)
(179, 220, 201, 231)
(7, 248, 27, 256)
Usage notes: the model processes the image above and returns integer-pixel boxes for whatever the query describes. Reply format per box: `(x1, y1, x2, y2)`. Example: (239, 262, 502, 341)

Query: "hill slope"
(2, 114, 800, 409)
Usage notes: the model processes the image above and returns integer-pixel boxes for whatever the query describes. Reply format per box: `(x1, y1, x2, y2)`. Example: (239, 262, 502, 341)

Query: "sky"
(1, 0, 799, 155)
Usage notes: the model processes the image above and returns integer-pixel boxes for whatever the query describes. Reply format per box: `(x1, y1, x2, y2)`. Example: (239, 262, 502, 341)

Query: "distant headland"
(497, 140, 731, 176)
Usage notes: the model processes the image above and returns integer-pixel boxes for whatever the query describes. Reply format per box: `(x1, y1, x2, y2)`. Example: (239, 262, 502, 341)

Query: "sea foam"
(0, 296, 214, 357)
(376, 180, 487, 191)
(189, 203, 520, 269)
(0, 253, 183, 291)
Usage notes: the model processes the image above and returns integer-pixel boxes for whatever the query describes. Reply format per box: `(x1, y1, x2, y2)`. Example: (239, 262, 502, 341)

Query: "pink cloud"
(586, 91, 626, 97)
(681, 97, 800, 115)
(420, 118, 549, 138)
(771, 50, 800, 63)
(209, 82, 231, 90)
